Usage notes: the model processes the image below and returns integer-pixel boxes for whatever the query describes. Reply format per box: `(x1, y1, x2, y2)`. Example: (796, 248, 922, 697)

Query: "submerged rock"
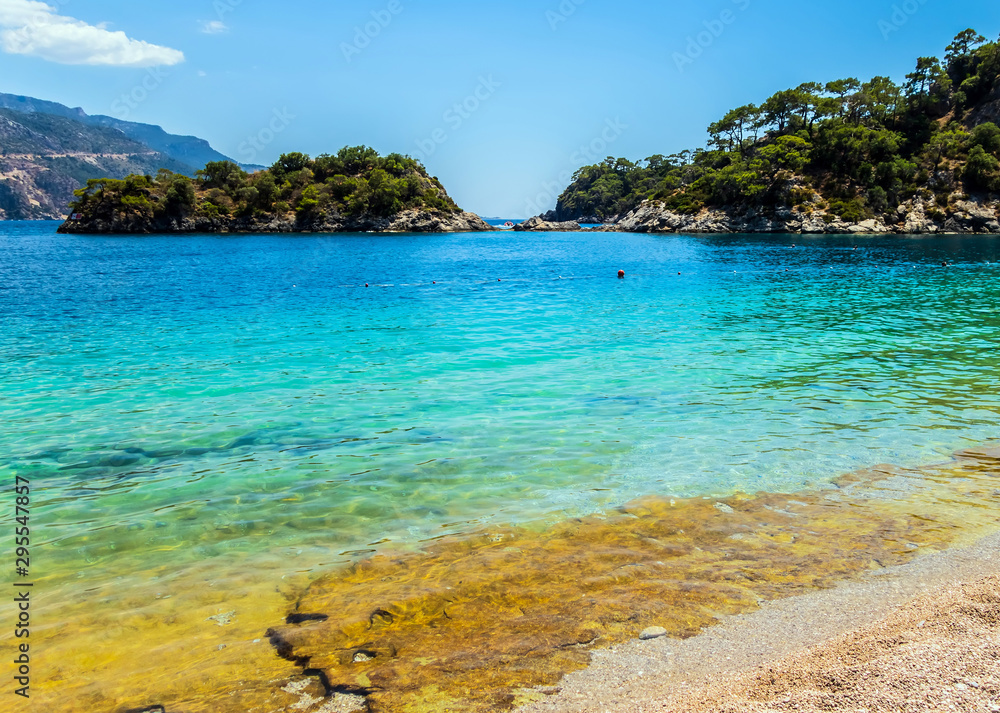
(207, 610, 236, 626)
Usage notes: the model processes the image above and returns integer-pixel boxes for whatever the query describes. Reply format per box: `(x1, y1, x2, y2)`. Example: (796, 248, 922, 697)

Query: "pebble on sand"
(640, 627, 668, 641)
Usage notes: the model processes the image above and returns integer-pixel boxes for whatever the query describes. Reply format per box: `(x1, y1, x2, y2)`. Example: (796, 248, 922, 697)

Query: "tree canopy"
(68, 146, 460, 222)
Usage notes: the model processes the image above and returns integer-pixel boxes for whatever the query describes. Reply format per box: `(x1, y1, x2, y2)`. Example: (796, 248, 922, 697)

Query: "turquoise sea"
(2, 221, 1000, 709)
(4, 221, 1000, 564)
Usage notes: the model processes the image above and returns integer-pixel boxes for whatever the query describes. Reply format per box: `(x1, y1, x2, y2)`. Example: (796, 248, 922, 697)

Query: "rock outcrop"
(58, 208, 492, 234)
(966, 80, 1000, 129)
(513, 216, 582, 232)
(528, 193, 1000, 235)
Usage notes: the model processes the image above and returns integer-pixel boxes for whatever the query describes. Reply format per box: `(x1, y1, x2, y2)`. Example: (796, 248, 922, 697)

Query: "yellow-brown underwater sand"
(3, 446, 999, 713)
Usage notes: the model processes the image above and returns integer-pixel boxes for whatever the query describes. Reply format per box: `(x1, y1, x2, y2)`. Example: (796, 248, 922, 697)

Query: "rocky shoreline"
(48, 196, 1000, 236)
(523, 194, 1000, 235)
(57, 207, 492, 234)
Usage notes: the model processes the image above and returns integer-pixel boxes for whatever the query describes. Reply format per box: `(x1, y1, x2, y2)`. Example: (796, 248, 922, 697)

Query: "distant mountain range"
(0, 92, 255, 220)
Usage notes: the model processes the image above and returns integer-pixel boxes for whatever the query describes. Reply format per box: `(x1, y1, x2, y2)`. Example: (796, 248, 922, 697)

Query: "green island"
(58, 146, 490, 234)
(531, 28, 1000, 234)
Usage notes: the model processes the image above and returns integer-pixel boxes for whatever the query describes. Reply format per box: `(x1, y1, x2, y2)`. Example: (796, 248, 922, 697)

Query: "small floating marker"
(498, 279, 502, 282)
(365, 283, 369, 287)
(618, 270, 625, 279)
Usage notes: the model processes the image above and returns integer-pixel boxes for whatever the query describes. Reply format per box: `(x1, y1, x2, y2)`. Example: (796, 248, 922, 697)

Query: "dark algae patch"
(267, 447, 1000, 713)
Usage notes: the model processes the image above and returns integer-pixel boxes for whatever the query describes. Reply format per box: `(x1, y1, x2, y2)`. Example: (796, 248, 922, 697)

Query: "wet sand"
(517, 530, 1000, 713)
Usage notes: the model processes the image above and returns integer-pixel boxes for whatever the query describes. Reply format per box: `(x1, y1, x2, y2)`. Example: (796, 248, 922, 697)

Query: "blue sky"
(2, 0, 999, 217)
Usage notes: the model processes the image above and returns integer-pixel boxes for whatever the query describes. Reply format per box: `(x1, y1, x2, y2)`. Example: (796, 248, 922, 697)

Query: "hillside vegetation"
(552, 29, 1000, 226)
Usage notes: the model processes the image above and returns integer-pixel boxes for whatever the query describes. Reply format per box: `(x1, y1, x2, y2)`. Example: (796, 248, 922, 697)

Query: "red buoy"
(618, 270, 625, 279)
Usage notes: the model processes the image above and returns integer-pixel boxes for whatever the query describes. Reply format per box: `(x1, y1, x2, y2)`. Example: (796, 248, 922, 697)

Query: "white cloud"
(0, 0, 184, 67)
(200, 20, 228, 35)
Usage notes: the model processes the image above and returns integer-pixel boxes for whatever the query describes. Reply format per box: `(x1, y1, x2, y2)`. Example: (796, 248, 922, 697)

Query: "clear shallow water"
(2, 222, 1000, 579)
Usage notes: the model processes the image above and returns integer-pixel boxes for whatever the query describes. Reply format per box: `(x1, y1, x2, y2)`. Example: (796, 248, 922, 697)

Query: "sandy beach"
(518, 530, 1000, 713)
